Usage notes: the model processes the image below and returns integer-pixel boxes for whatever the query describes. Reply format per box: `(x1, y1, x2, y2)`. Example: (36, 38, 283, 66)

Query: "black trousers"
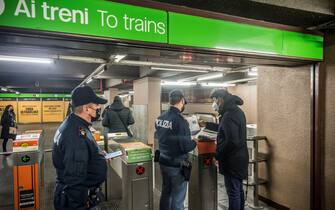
(2, 138, 8, 152)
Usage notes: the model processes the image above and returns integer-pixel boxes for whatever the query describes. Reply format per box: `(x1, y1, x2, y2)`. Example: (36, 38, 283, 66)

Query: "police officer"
(52, 86, 108, 210)
(155, 90, 197, 210)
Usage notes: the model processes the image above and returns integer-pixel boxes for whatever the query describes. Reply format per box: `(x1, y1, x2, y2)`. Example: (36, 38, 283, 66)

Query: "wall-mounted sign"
(0, 0, 168, 43)
(42, 101, 64, 122)
(18, 101, 42, 123)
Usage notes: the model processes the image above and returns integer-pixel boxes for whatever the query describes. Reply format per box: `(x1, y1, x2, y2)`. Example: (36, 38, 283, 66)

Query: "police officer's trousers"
(159, 164, 187, 210)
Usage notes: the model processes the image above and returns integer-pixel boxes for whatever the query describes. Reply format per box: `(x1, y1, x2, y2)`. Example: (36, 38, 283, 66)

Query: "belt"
(159, 153, 183, 168)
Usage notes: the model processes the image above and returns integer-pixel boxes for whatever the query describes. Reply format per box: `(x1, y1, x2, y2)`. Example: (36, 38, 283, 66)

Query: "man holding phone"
(53, 86, 110, 210)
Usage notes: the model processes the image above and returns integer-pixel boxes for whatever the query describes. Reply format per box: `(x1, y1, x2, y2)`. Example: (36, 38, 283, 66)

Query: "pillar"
(133, 77, 161, 145)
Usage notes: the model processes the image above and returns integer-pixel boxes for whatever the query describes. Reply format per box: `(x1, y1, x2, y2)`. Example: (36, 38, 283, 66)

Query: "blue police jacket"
(155, 106, 196, 162)
(52, 114, 107, 209)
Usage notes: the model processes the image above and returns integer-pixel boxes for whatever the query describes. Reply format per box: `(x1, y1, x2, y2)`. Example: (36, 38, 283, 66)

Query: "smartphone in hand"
(105, 150, 123, 160)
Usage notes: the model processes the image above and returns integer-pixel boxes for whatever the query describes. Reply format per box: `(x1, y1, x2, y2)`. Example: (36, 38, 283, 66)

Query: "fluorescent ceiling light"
(0, 55, 53, 64)
(200, 83, 236, 87)
(96, 69, 105, 76)
(248, 72, 258, 76)
(152, 67, 209, 73)
(86, 78, 93, 84)
(111, 54, 127, 63)
(197, 73, 223, 81)
(248, 67, 258, 76)
(161, 81, 197, 86)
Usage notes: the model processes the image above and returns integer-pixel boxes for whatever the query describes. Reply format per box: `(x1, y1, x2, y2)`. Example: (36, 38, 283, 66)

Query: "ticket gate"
(122, 158, 153, 210)
(13, 152, 40, 210)
(12, 131, 44, 210)
(189, 139, 218, 210)
(107, 135, 153, 210)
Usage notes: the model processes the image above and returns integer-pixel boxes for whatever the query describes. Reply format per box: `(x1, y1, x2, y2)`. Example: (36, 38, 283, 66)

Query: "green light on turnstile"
(21, 155, 31, 163)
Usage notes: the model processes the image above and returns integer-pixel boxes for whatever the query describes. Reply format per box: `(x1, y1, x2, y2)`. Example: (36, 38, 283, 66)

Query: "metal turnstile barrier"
(121, 159, 153, 210)
(12, 131, 44, 210)
(189, 140, 217, 210)
(106, 135, 153, 210)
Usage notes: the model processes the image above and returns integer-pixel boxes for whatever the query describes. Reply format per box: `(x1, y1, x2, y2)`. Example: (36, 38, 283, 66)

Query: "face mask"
(212, 102, 219, 112)
(90, 108, 101, 122)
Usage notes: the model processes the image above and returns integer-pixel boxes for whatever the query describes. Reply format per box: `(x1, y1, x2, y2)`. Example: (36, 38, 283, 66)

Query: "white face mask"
(212, 101, 219, 112)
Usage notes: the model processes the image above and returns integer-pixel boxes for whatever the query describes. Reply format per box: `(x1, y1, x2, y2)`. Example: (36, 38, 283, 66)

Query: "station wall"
(323, 32, 335, 210)
(257, 65, 311, 210)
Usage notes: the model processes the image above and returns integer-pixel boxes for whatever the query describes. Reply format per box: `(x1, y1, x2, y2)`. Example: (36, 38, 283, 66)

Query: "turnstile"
(13, 131, 44, 210)
(107, 138, 153, 210)
(189, 140, 217, 210)
(122, 159, 153, 210)
(13, 151, 40, 210)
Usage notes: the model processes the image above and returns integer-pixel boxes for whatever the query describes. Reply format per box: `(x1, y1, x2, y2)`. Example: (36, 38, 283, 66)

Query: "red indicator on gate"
(204, 157, 213, 166)
(136, 166, 145, 175)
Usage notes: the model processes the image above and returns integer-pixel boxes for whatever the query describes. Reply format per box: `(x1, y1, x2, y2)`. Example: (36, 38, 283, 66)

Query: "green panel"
(169, 12, 283, 55)
(169, 12, 323, 59)
(0, 0, 167, 43)
(125, 148, 152, 163)
(0, 93, 71, 98)
(282, 31, 323, 59)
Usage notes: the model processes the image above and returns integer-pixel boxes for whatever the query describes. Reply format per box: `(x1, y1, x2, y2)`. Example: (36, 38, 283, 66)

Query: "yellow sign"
(0, 101, 18, 121)
(18, 101, 42, 124)
(64, 101, 70, 118)
(42, 101, 64, 122)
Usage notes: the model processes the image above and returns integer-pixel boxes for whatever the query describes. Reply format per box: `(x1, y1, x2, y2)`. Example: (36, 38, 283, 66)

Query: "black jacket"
(52, 114, 107, 210)
(1, 109, 16, 139)
(216, 95, 249, 180)
(155, 107, 197, 163)
(102, 99, 134, 133)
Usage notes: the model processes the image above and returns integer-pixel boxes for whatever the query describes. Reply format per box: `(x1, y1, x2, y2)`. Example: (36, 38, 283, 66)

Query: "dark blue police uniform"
(52, 114, 107, 210)
(155, 106, 196, 210)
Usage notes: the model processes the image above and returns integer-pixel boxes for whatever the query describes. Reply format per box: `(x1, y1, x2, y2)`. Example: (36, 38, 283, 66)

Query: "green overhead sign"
(168, 13, 323, 60)
(0, 0, 168, 43)
(0, 0, 323, 59)
(0, 93, 71, 98)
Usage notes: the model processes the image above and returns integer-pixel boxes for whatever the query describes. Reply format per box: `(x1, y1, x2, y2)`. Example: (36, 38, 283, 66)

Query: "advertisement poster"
(18, 101, 42, 123)
(42, 101, 64, 122)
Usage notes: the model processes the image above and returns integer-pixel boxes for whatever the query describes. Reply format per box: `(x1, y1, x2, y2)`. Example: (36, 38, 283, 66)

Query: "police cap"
(169, 89, 187, 105)
(71, 86, 107, 108)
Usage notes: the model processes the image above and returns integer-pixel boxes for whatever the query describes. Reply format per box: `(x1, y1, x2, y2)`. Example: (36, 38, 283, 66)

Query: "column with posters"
(18, 98, 42, 124)
(42, 98, 64, 122)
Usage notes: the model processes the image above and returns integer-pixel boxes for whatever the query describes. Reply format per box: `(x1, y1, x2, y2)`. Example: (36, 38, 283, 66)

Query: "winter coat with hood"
(102, 96, 135, 133)
(1, 105, 17, 140)
(216, 94, 249, 180)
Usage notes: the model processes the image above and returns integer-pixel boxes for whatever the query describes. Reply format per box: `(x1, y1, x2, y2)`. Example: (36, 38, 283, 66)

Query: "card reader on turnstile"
(12, 130, 44, 210)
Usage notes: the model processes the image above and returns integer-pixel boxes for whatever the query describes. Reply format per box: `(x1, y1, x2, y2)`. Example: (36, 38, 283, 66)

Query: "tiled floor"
(0, 123, 276, 210)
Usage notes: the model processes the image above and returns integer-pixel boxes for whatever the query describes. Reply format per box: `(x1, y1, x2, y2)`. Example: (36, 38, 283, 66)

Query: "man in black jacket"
(53, 86, 108, 210)
(102, 96, 134, 136)
(211, 89, 248, 210)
